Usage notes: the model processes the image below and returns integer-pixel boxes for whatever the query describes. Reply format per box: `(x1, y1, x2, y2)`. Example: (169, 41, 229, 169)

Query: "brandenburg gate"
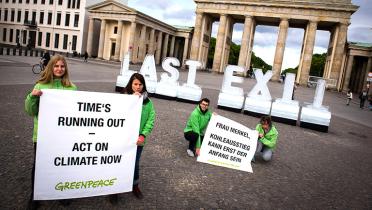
(190, 0, 358, 89)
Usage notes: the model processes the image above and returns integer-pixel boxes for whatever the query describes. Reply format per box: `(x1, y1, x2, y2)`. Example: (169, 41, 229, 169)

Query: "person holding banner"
(253, 116, 278, 162)
(25, 54, 77, 209)
(184, 98, 212, 157)
(111, 73, 155, 202)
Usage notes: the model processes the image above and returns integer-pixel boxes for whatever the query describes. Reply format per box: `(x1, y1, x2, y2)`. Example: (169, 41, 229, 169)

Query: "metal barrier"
(307, 76, 337, 89)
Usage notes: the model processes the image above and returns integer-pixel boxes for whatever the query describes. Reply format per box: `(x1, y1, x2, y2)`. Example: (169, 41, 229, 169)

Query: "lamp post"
(68, 41, 71, 57)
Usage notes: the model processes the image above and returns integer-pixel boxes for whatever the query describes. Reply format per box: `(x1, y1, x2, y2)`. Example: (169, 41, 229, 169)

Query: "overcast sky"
(128, 0, 372, 70)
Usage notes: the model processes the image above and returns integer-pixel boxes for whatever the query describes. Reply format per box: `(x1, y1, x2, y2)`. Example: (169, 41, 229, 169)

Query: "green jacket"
(139, 99, 156, 145)
(184, 105, 212, 148)
(256, 124, 278, 150)
(25, 79, 77, 142)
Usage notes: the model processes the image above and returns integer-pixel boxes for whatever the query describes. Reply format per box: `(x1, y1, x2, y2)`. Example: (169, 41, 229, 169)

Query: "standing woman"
(110, 73, 155, 203)
(25, 54, 77, 209)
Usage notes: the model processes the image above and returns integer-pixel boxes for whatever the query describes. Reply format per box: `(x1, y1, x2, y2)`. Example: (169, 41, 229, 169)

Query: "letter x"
(248, 69, 273, 101)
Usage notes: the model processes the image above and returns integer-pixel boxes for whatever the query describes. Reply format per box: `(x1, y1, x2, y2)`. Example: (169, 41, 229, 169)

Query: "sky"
(127, 0, 372, 70)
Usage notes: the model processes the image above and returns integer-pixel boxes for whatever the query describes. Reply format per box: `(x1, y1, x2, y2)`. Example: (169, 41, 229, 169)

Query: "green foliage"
(228, 42, 240, 65)
(207, 37, 272, 71)
(282, 67, 298, 75)
(310, 53, 326, 77)
(207, 37, 326, 75)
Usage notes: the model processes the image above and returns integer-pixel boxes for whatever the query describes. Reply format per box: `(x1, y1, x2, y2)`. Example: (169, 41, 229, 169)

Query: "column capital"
(280, 18, 290, 23)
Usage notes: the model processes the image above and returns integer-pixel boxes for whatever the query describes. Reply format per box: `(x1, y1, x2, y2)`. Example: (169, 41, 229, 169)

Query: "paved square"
(0, 55, 371, 209)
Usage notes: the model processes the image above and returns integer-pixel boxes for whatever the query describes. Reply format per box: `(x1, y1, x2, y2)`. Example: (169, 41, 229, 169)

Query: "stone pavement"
(0, 55, 371, 209)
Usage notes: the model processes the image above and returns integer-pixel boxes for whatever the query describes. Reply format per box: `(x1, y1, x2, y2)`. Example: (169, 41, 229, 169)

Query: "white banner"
(197, 115, 258, 173)
(34, 89, 142, 200)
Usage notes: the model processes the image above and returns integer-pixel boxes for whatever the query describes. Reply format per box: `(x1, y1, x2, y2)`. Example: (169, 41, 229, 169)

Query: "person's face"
(132, 78, 143, 93)
(262, 122, 269, 130)
(199, 101, 209, 112)
(53, 60, 66, 78)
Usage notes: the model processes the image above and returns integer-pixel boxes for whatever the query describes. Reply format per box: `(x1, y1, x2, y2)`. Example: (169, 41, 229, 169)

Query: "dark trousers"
(360, 99, 366, 108)
(184, 131, 204, 152)
(30, 143, 37, 201)
(133, 146, 143, 186)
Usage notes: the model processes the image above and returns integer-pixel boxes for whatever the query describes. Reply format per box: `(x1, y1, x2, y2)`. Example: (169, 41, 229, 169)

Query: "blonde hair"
(37, 54, 73, 87)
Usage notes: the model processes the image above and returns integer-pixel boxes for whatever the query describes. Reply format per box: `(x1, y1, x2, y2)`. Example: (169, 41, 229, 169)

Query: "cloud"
(129, 0, 170, 9)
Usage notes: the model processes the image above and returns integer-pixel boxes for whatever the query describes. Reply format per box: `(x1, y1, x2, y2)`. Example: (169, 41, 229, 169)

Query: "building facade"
(86, 1, 192, 65)
(190, 0, 359, 90)
(0, 0, 97, 54)
(341, 42, 372, 93)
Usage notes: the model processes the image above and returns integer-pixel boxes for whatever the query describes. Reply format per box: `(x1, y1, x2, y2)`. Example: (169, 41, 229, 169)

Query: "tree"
(207, 37, 272, 71)
(310, 53, 326, 77)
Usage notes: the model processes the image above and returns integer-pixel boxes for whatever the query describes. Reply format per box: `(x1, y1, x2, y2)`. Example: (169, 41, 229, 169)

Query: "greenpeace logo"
(55, 178, 117, 191)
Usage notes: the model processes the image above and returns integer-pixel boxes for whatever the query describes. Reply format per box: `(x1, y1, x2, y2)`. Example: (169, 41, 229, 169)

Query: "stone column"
(182, 37, 189, 68)
(299, 21, 317, 86)
(212, 14, 227, 73)
(162, 33, 169, 59)
(128, 21, 137, 61)
(149, 28, 155, 54)
(174, 39, 180, 59)
(97, 19, 107, 59)
(245, 21, 256, 70)
(139, 25, 147, 61)
(114, 20, 123, 61)
(357, 62, 367, 92)
(155, 31, 163, 64)
(86, 18, 94, 56)
(238, 15, 253, 69)
(342, 55, 354, 91)
(328, 23, 348, 86)
(190, 12, 203, 60)
(272, 18, 289, 81)
(296, 24, 308, 84)
(169, 35, 175, 57)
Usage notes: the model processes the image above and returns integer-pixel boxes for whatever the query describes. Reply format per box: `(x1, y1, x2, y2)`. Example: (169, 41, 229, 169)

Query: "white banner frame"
(34, 89, 142, 200)
(197, 115, 258, 173)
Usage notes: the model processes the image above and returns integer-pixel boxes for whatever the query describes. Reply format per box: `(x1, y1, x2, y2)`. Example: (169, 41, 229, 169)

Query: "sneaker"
(132, 185, 143, 199)
(187, 149, 195, 157)
(109, 194, 118, 205)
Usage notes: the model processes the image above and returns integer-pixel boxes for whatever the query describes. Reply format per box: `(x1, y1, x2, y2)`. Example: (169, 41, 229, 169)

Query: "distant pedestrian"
(346, 90, 353, 106)
(359, 89, 368, 109)
(41, 50, 50, 68)
(84, 51, 88, 62)
(253, 116, 278, 162)
(184, 98, 212, 157)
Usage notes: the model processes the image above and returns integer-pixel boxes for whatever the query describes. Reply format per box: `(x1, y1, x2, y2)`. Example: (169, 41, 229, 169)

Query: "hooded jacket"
(25, 79, 77, 142)
(184, 105, 212, 148)
(139, 98, 156, 145)
(256, 124, 278, 150)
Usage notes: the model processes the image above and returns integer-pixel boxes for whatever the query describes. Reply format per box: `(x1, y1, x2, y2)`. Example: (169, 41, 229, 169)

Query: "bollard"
(30, 50, 33, 56)
(0, 47, 3, 55)
(24, 49, 28, 56)
(35, 50, 38, 57)
(40, 51, 44, 57)
(6, 48, 10, 55)
(13, 48, 16, 55)
(19, 48, 22, 56)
